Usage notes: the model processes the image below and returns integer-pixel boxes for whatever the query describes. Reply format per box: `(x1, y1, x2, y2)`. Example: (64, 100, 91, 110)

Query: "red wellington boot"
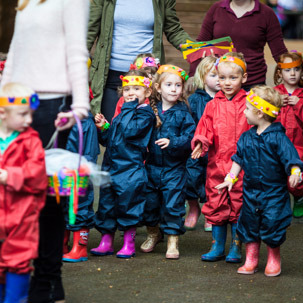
(184, 200, 201, 230)
(265, 246, 281, 277)
(63, 230, 70, 254)
(62, 229, 89, 262)
(237, 242, 260, 274)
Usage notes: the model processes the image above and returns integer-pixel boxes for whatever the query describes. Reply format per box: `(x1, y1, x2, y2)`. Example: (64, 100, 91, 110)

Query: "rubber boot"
(4, 272, 30, 303)
(293, 196, 303, 218)
(204, 219, 212, 232)
(63, 229, 70, 255)
(140, 225, 163, 253)
(265, 246, 281, 277)
(116, 228, 136, 258)
(184, 200, 201, 230)
(166, 235, 179, 259)
(201, 224, 227, 261)
(0, 284, 4, 303)
(237, 242, 260, 274)
(90, 233, 115, 256)
(225, 223, 242, 263)
(62, 229, 89, 262)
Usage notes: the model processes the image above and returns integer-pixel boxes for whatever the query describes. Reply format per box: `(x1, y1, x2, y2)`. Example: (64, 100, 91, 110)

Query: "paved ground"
(62, 215, 303, 303)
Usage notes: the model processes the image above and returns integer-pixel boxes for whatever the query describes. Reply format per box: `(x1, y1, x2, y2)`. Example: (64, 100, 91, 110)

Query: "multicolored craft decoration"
(120, 75, 152, 87)
(216, 55, 247, 73)
(0, 93, 40, 110)
(134, 57, 159, 69)
(180, 36, 236, 64)
(246, 90, 280, 118)
(157, 64, 189, 81)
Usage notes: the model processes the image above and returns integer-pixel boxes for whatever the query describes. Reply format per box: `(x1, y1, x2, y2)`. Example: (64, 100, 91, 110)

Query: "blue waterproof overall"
(95, 100, 155, 233)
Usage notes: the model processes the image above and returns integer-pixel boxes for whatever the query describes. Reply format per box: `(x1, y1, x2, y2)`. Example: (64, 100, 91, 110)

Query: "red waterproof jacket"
(274, 84, 303, 160)
(191, 89, 250, 224)
(0, 127, 47, 279)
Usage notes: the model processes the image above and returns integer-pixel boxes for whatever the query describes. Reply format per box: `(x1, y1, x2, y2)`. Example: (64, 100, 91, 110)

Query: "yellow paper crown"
(246, 90, 280, 118)
(0, 94, 40, 110)
(157, 64, 189, 81)
(218, 56, 246, 73)
(120, 75, 152, 88)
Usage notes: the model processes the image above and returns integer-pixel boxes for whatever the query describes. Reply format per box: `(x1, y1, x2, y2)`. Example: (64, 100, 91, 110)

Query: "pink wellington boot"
(265, 246, 281, 277)
(116, 228, 136, 258)
(184, 200, 201, 230)
(237, 242, 260, 275)
(90, 233, 115, 256)
(63, 230, 70, 254)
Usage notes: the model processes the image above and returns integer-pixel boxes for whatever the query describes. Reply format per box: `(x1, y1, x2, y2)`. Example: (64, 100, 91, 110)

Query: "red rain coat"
(0, 127, 47, 282)
(191, 89, 250, 225)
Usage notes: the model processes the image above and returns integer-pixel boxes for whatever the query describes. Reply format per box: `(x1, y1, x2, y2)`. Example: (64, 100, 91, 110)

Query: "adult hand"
(55, 111, 76, 131)
(155, 138, 170, 149)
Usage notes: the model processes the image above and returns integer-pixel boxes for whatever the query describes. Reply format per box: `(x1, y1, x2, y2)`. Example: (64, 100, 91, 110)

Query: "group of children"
(0, 49, 303, 301)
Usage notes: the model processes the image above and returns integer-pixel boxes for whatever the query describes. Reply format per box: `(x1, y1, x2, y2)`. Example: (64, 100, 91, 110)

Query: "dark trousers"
(29, 96, 72, 303)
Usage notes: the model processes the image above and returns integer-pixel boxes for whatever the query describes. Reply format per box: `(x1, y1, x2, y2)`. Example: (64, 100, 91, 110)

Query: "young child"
(62, 111, 100, 262)
(91, 69, 155, 258)
(184, 56, 220, 231)
(191, 52, 250, 263)
(140, 64, 196, 259)
(273, 51, 303, 218)
(113, 53, 159, 119)
(216, 85, 303, 277)
(0, 83, 47, 302)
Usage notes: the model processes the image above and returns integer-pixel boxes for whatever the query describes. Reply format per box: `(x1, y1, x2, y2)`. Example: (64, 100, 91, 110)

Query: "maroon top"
(189, 0, 287, 86)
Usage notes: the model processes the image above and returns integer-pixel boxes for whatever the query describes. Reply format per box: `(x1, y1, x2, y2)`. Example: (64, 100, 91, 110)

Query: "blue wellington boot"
(4, 272, 30, 303)
(225, 223, 242, 263)
(0, 284, 4, 303)
(201, 224, 227, 261)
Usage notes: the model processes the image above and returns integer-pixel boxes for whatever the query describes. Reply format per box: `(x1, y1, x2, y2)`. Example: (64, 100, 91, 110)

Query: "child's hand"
(289, 174, 300, 188)
(94, 113, 107, 128)
(0, 169, 8, 185)
(287, 95, 300, 106)
(191, 142, 202, 159)
(281, 95, 289, 106)
(215, 181, 233, 194)
(155, 138, 170, 149)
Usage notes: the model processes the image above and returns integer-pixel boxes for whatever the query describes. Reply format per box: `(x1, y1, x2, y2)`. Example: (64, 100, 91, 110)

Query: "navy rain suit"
(185, 89, 212, 201)
(63, 113, 100, 231)
(144, 101, 196, 235)
(232, 123, 303, 248)
(95, 100, 155, 233)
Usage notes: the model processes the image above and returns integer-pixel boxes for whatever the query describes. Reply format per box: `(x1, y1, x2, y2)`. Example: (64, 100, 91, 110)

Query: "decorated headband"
(157, 64, 189, 81)
(246, 90, 280, 118)
(216, 56, 246, 73)
(134, 57, 159, 70)
(120, 75, 152, 88)
(0, 93, 40, 110)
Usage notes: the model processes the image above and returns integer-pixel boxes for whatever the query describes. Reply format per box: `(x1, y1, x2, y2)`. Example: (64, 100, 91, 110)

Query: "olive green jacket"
(87, 0, 192, 114)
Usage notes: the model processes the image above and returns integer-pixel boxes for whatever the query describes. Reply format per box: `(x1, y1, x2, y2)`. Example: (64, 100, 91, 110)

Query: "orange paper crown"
(0, 94, 40, 110)
(157, 64, 189, 81)
(278, 58, 302, 69)
(218, 56, 246, 73)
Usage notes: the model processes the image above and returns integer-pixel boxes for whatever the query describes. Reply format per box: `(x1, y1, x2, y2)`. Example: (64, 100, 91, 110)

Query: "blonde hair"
(0, 82, 35, 98)
(16, 0, 47, 11)
(250, 85, 283, 123)
(150, 72, 189, 128)
(193, 56, 217, 89)
(274, 52, 303, 86)
(218, 52, 247, 75)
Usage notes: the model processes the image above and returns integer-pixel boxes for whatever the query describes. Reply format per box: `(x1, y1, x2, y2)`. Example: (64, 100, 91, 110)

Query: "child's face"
(204, 67, 220, 93)
(1, 106, 33, 133)
(244, 101, 259, 125)
(123, 85, 151, 104)
(218, 63, 247, 99)
(280, 57, 302, 88)
(157, 73, 183, 105)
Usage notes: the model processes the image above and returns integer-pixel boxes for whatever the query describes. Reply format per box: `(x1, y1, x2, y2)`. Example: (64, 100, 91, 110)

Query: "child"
(62, 111, 100, 262)
(191, 52, 250, 263)
(113, 53, 159, 119)
(91, 69, 155, 258)
(216, 86, 303, 276)
(184, 56, 220, 231)
(0, 83, 47, 302)
(140, 64, 196, 259)
(273, 51, 303, 218)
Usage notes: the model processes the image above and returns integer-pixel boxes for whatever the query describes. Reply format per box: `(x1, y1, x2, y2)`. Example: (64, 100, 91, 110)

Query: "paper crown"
(120, 75, 152, 88)
(135, 57, 159, 69)
(217, 56, 246, 73)
(278, 55, 302, 69)
(0, 93, 40, 110)
(157, 64, 189, 81)
(246, 90, 280, 118)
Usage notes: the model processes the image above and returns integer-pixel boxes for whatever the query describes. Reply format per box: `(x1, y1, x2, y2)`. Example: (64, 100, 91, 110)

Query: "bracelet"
(291, 167, 302, 182)
(224, 173, 238, 185)
(96, 122, 110, 132)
